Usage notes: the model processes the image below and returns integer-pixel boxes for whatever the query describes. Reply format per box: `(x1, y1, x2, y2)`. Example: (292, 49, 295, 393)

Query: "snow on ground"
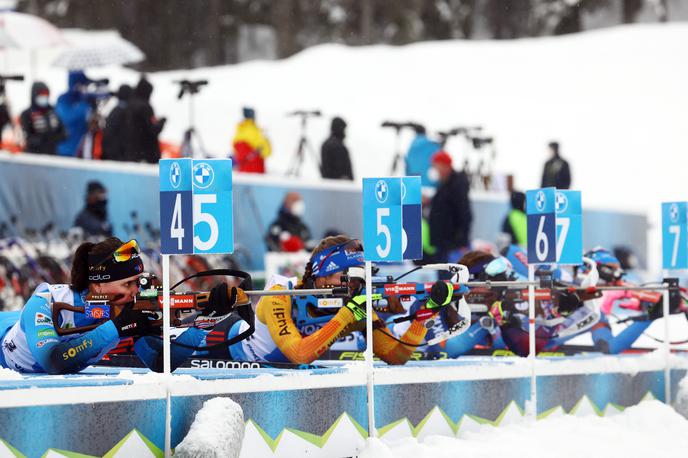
(174, 397, 245, 458)
(360, 400, 688, 458)
(676, 372, 688, 418)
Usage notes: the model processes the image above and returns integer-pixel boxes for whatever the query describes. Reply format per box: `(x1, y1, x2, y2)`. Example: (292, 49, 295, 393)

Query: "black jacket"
(125, 78, 164, 163)
(73, 206, 112, 237)
(428, 170, 472, 251)
(102, 85, 132, 161)
(321, 119, 353, 180)
(19, 82, 65, 155)
(541, 156, 571, 189)
(265, 208, 312, 251)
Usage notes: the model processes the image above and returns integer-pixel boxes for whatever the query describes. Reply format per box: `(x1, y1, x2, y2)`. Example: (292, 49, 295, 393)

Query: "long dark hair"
(70, 237, 124, 291)
(296, 235, 352, 289)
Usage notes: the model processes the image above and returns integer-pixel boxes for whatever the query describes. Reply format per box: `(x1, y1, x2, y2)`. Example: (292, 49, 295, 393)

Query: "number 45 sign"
(159, 158, 234, 255)
(662, 202, 688, 269)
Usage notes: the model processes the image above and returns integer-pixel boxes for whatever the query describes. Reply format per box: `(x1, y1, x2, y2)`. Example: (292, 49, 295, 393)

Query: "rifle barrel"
(243, 288, 348, 297)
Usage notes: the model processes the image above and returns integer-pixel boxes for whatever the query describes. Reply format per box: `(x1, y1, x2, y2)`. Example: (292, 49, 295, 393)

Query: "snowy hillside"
(4, 24, 688, 269)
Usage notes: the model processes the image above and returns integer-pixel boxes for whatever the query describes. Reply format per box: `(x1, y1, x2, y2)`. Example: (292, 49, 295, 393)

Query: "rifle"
(50, 269, 349, 352)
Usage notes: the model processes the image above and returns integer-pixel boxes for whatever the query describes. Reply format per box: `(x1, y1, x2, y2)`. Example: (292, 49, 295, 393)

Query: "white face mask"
(427, 167, 440, 183)
(35, 95, 49, 107)
(291, 200, 306, 217)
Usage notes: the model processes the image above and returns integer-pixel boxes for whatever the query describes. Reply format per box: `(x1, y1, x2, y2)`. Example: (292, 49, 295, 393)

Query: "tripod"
(286, 110, 322, 177)
(175, 79, 209, 159)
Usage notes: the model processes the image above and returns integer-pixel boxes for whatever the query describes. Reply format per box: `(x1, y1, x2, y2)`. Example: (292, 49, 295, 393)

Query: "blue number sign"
(662, 202, 688, 269)
(160, 159, 193, 254)
(526, 187, 557, 264)
(401, 176, 422, 260)
(363, 177, 422, 262)
(160, 159, 234, 255)
(555, 190, 582, 265)
(191, 159, 234, 254)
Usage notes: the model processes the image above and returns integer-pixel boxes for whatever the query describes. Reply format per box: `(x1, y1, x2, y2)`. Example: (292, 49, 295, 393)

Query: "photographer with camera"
(125, 76, 166, 163)
(19, 81, 65, 156)
(102, 84, 132, 161)
(232, 107, 271, 173)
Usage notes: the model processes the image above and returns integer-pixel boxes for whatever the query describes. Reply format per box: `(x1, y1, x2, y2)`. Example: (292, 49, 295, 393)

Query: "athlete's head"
(459, 250, 514, 282)
(71, 237, 144, 305)
(580, 247, 623, 284)
(299, 235, 364, 291)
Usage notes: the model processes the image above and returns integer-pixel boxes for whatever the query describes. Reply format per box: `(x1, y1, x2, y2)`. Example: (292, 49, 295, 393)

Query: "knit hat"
(431, 150, 452, 167)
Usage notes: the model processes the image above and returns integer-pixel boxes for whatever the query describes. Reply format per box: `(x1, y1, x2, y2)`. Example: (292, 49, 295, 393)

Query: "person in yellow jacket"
(232, 107, 271, 173)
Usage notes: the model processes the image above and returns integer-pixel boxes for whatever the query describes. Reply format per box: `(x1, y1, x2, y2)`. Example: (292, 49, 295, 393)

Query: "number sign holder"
(660, 201, 688, 404)
(361, 176, 422, 437)
(524, 187, 557, 420)
(159, 158, 234, 457)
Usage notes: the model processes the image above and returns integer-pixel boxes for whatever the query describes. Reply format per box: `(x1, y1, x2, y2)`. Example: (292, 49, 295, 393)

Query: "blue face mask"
(310, 240, 364, 278)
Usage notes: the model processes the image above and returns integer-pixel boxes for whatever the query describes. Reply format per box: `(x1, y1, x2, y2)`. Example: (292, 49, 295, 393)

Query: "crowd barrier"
(0, 355, 686, 457)
(0, 152, 649, 271)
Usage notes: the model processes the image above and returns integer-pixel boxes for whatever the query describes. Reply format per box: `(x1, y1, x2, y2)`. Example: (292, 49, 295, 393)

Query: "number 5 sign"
(159, 158, 234, 255)
(526, 187, 557, 264)
(363, 177, 421, 262)
(662, 202, 688, 269)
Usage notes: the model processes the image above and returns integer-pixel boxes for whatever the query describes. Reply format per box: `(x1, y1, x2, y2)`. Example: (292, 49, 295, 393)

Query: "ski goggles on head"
(88, 239, 144, 283)
(311, 239, 364, 278)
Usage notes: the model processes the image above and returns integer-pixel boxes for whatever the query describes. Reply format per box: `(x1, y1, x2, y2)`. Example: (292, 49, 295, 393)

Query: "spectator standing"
(19, 82, 65, 155)
(232, 107, 271, 173)
(73, 181, 113, 237)
(405, 124, 440, 187)
(321, 116, 353, 180)
(101, 84, 132, 161)
(266, 191, 313, 252)
(126, 77, 166, 163)
(427, 151, 472, 278)
(501, 191, 527, 247)
(55, 71, 91, 157)
(541, 141, 571, 189)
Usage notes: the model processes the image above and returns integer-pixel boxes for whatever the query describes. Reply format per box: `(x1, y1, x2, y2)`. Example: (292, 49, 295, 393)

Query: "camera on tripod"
(175, 79, 209, 99)
(288, 110, 321, 119)
(471, 136, 493, 149)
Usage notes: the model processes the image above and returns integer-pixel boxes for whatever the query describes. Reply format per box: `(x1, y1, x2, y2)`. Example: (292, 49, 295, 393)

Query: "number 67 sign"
(159, 158, 234, 255)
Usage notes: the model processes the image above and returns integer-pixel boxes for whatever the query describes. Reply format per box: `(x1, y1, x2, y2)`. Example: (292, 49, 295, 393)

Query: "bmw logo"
(670, 203, 679, 223)
(170, 162, 181, 189)
(193, 162, 214, 189)
(555, 192, 568, 213)
(375, 180, 388, 204)
(536, 191, 546, 212)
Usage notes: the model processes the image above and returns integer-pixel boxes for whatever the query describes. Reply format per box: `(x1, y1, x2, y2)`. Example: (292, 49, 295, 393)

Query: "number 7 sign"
(662, 202, 688, 269)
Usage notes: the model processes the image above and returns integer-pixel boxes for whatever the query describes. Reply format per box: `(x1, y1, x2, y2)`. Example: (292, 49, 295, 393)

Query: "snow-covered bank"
(4, 24, 688, 270)
(360, 400, 688, 458)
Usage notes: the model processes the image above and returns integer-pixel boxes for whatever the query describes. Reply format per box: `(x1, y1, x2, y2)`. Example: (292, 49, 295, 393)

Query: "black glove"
(556, 290, 582, 316)
(111, 306, 159, 338)
(427, 281, 453, 309)
(205, 283, 238, 317)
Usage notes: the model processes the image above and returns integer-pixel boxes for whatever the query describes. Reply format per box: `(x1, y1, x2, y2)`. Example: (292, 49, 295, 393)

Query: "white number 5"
(376, 208, 391, 258)
(193, 194, 219, 251)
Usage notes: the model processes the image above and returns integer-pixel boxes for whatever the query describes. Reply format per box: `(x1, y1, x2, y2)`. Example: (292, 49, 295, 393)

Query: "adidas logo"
(325, 261, 339, 272)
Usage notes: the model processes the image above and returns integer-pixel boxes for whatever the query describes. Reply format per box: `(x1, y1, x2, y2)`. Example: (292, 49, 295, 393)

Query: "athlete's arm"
(260, 286, 357, 364)
(22, 295, 120, 374)
(133, 327, 207, 372)
(373, 315, 428, 365)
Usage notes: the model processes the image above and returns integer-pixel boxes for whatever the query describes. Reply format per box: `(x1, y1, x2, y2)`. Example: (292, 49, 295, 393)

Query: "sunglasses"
(94, 239, 141, 267)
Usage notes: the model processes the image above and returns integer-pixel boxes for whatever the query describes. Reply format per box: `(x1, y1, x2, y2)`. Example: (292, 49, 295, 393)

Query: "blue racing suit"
(0, 283, 209, 374)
